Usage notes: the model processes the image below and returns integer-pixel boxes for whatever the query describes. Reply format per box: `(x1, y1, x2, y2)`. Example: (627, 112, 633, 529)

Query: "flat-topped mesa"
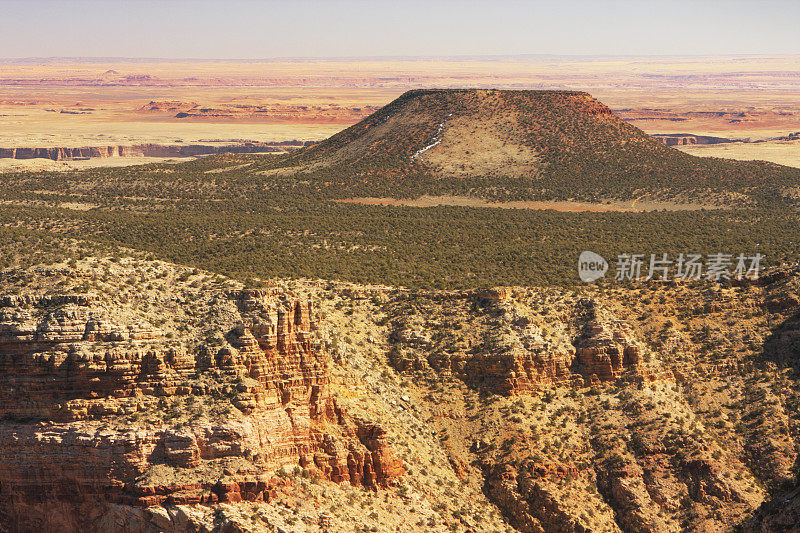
(255, 88, 800, 205)
(291, 89, 622, 172)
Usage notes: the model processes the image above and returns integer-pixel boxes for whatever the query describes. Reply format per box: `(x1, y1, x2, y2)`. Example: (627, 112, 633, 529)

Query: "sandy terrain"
(676, 139, 800, 168)
(0, 156, 200, 172)
(0, 102, 345, 147)
(1, 56, 799, 167)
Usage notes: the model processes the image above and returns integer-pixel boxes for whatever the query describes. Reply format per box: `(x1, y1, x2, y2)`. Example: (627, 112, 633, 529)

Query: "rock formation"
(0, 142, 305, 161)
(249, 89, 800, 205)
(388, 291, 665, 395)
(573, 298, 647, 383)
(0, 287, 402, 531)
(651, 133, 736, 146)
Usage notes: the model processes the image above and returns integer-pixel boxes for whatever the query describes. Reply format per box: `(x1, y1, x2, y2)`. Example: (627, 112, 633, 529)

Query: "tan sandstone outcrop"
(0, 288, 402, 531)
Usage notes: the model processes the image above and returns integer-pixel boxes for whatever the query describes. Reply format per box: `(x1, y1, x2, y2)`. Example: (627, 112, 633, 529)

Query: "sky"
(0, 0, 798, 59)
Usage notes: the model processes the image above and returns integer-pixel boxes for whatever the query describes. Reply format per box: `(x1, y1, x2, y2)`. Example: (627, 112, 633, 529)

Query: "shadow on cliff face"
(758, 303, 800, 481)
(760, 266, 800, 369)
(740, 301, 800, 531)
(761, 307, 800, 371)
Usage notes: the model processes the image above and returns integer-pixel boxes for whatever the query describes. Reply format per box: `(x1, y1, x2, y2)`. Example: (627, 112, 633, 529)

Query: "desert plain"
(1, 55, 799, 170)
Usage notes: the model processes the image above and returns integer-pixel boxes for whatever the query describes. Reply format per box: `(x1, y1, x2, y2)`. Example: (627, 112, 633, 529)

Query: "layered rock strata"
(0, 288, 402, 530)
(388, 292, 666, 395)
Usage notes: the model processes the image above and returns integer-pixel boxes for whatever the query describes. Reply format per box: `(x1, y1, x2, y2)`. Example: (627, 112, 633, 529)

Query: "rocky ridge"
(0, 142, 311, 162)
(0, 265, 402, 531)
(1, 256, 800, 531)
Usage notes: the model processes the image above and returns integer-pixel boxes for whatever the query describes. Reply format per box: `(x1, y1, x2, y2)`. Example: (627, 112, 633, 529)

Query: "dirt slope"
(252, 89, 800, 204)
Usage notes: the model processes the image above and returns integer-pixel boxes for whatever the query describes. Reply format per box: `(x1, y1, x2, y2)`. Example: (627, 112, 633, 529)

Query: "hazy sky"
(1, 0, 798, 59)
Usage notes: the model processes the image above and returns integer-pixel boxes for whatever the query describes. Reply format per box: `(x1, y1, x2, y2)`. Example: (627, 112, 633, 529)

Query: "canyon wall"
(0, 287, 402, 531)
(0, 141, 316, 161)
(651, 133, 736, 146)
(388, 290, 667, 396)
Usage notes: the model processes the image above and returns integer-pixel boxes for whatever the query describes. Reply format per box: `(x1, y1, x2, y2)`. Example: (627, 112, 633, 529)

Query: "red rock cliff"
(0, 288, 402, 531)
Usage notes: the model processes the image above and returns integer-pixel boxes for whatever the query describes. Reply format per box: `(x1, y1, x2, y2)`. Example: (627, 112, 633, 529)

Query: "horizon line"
(2, 53, 800, 63)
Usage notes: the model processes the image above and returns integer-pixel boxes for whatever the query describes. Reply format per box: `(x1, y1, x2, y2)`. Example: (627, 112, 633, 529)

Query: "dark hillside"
(250, 89, 800, 204)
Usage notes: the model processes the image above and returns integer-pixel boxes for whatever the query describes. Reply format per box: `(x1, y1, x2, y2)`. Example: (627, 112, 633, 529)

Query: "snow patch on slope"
(411, 113, 452, 161)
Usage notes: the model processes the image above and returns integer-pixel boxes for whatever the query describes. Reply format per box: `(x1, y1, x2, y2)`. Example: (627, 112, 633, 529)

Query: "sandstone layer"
(0, 277, 402, 531)
(0, 142, 315, 161)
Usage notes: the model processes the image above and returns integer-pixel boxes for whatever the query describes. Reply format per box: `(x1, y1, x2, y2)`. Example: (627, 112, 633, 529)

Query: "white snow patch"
(411, 113, 452, 161)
